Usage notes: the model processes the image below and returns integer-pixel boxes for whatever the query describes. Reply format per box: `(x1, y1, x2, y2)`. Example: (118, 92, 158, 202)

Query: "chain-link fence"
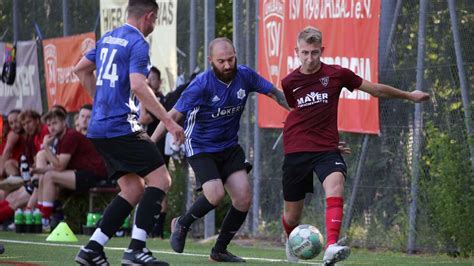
(1, 0, 473, 254)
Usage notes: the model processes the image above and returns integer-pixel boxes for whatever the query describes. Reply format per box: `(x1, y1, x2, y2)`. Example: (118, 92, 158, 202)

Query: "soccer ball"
(288, 224, 324, 260)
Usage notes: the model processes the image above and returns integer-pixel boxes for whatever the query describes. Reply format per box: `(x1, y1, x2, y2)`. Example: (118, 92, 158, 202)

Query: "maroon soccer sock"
(41, 206, 53, 220)
(0, 200, 8, 208)
(325, 197, 343, 248)
(282, 215, 298, 237)
(0, 203, 14, 222)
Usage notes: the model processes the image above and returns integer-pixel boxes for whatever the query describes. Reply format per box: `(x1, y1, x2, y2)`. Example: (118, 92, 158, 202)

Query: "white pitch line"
(0, 238, 321, 265)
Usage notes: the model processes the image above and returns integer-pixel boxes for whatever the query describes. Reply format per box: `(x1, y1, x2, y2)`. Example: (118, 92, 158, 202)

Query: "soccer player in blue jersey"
(73, 0, 184, 265)
(151, 37, 290, 262)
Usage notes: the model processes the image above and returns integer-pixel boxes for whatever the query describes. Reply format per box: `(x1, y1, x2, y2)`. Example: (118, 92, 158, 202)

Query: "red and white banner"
(258, 0, 381, 134)
(42, 32, 95, 112)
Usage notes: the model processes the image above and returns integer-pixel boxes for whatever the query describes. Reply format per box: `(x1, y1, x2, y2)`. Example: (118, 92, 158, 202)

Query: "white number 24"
(96, 48, 118, 88)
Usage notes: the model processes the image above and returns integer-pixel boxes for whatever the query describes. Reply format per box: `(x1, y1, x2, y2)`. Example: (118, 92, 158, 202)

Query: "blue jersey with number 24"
(85, 23, 150, 138)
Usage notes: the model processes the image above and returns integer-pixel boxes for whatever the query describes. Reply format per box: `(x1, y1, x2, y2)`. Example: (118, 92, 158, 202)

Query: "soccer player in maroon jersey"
(280, 26, 429, 265)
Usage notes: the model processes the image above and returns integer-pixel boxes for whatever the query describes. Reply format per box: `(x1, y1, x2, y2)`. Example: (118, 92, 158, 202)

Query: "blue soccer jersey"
(85, 24, 150, 138)
(174, 65, 273, 156)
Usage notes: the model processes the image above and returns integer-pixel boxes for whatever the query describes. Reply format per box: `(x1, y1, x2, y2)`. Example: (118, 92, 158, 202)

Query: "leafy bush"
(421, 123, 474, 256)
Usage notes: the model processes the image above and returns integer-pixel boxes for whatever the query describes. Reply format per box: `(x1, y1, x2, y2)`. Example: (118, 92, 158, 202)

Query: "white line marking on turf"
(0, 239, 321, 265)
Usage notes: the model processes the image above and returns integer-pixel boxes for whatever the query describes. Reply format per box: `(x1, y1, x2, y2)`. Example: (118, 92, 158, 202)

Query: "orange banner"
(43, 32, 95, 112)
(258, 0, 380, 134)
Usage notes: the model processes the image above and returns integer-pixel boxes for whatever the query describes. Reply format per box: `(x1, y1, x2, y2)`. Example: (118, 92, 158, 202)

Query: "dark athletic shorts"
(75, 170, 106, 191)
(90, 131, 164, 180)
(188, 145, 252, 191)
(282, 151, 347, 201)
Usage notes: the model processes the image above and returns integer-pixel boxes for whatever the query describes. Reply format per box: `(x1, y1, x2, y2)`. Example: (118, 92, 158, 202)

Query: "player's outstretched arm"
(265, 86, 292, 111)
(73, 57, 97, 97)
(150, 109, 183, 144)
(358, 80, 430, 103)
(130, 73, 185, 145)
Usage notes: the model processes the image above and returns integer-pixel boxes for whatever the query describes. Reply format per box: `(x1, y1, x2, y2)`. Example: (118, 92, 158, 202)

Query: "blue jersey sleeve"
(85, 47, 96, 63)
(242, 66, 273, 94)
(129, 39, 150, 76)
(174, 78, 207, 114)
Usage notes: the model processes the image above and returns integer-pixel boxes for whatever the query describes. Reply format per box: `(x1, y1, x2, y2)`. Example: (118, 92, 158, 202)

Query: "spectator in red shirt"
(32, 109, 107, 227)
(280, 26, 430, 265)
(0, 110, 45, 224)
(0, 110, 25, 190)
(18, 110, 48, 165)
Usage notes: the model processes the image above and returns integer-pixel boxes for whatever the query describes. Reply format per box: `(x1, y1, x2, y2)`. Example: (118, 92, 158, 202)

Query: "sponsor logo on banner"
(44, 44, 58, 103)
(263, 0, 285, 85)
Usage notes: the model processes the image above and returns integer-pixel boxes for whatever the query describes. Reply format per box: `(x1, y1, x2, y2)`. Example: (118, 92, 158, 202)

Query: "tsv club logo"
(263, 0, 285, 85)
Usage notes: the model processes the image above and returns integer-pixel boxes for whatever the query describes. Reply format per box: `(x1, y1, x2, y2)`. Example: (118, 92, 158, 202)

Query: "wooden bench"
(88, 186, 120, 212)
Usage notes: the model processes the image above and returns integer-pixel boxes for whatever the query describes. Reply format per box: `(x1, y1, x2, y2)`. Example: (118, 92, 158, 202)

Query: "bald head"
(207, 37, 237, 83)
(208, 37, 235, 57)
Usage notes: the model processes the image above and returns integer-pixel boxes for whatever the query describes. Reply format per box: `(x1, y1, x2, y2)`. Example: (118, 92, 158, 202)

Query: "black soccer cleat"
(169, 216, 190, 253)
(121, 248, 169, 266)
(209, 248, 246, 263)
(75, 247, 109, 266)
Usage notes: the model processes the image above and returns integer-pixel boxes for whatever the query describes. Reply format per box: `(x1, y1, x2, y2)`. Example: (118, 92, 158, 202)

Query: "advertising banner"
(0, 41, 42, 114)
(258, 0, 381, 134)
(100, 0, 178, 93)
(43, 32, 95, 112)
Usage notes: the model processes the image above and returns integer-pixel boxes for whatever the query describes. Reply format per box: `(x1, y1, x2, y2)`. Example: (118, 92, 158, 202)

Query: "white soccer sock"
(90, 228, 110, 246)
(131, 224, 147, 242)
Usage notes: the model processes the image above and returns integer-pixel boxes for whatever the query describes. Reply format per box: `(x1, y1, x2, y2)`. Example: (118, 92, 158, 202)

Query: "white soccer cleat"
(323, 243, 351, 265)
(285, 239, 299, 263)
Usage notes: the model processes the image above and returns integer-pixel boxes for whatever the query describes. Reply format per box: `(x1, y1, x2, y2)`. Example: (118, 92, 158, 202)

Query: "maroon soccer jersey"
(282, 63, 363, 154)
(57, 128, 107, 178)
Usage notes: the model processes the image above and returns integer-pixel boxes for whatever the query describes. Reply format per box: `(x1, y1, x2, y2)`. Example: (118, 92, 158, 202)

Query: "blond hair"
(297, 26, 322, 45)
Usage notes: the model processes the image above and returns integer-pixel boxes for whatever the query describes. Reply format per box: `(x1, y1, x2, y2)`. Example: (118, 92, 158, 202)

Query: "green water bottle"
(24, 209, 33, 233)
(86, 213, 94, 227)
(122, 215, 130, 229)
(92, 213, 102, 227)
(33, 208, 42, 233)
(14, 209, 25, 233)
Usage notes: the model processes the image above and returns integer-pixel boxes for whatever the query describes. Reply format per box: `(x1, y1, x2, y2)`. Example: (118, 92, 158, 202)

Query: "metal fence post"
(448, 0, 474, 179)
(204, 0, 216, 239)
(408, 0, 428, 254)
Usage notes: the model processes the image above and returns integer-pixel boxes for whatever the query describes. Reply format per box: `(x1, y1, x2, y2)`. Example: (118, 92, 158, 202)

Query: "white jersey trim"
(184, 106, 200, 156)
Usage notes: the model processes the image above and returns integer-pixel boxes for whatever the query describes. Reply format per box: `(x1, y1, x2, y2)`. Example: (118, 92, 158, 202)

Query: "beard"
(211, 59, 237, 83)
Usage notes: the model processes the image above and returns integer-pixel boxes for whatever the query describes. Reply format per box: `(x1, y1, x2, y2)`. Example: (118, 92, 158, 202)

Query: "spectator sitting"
(31, 109, 107, 228)
(74, 114, 80, 132)
(76, 104, 92, 135)
(0, 110, 25, 192)
(0, 109, 47, 226)
(0, 106, 66, 226)
(19, 110, 48, 165)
